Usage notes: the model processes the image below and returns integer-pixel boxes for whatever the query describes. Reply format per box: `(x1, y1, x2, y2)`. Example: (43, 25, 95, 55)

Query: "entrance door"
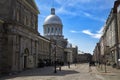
(24, 56, 27, 69)
(23, 48, 29, 69)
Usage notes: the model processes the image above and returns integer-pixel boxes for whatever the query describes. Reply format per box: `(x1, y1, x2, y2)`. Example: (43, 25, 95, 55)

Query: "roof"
(44, 15, 62, 25)
(43, 8, 62, 25)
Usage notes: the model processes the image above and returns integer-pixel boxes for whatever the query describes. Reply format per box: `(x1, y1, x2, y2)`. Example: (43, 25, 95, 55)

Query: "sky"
(35, 0, 115, 54)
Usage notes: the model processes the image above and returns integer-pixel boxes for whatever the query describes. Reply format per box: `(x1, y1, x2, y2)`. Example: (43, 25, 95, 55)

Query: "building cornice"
(57, 45, 64, 49)
(37, 35, 50, 42)
(19, 0, 40, 14)
(24, 0, 39, 14)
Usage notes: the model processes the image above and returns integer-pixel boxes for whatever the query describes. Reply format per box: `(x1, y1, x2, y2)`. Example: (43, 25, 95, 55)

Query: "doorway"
(24, 56, 27, 69)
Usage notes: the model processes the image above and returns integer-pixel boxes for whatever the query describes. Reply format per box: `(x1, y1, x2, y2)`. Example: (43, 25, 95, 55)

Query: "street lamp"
(54, 40, 57, 73)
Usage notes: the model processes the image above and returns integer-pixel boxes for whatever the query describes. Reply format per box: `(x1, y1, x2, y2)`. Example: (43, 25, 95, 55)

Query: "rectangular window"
(13, 9, 16, 20)
(32, 15, 36, 29)
(16, 10, 20, 21)
(24, 16, 27, 25)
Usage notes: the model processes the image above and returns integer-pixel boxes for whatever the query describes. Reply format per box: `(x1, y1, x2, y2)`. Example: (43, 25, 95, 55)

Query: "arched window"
(59, 28, 61, 35)
(56, 28, 57, 35)
(51, 27, 53, 33)
(48, 27, 50, 33)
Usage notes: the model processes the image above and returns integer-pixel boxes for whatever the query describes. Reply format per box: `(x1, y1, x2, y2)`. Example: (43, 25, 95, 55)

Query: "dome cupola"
(43, 8, 63, 26)
(43, 8, 63, 38)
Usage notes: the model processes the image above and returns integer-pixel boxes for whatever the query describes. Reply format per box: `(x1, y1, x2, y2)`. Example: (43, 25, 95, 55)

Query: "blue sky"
(35, 0, 115, 54)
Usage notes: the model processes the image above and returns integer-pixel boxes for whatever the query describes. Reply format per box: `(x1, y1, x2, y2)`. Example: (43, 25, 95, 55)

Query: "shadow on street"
(0, 66, 79, 80)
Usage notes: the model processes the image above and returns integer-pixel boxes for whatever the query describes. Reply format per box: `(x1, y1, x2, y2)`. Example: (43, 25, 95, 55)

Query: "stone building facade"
(0, 0, 39, 73)
(0, 0, 78, 74)
(43, 8, 68, 63)
(37, 35, 51, 63)
(72, 46, 78, 63)
(93, 43, 100, 63)
(64, 44, 78, 63)
(64, 47, 73, 63)
(77, 53, 92, 63)
(93, 0, 120, 67)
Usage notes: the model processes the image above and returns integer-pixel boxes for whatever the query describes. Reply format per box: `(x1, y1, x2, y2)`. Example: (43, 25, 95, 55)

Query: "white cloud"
(84, 12, 91, 17)
(82, 11, 106, 22)
(54, 0, 114, 22)
(93, 34, 102, 39)
(82, 30, 93, 35)
(56, 7, 105, 22)
(56, 7, 77, 16)
(55, 2, 106, 22)
(97, 27, 104, 34)
(55, 0, 114, 10)
(55, 0, 92, 6)
(70, 30, 81, 33)
(82, 27, 103, 39)
(70, 27, 103, 39)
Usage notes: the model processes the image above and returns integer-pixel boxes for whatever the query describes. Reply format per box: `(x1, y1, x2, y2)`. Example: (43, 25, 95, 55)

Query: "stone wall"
(0, 0, 11, 20)
(0, 0, 39, 74)
(38, 36, 50, 61)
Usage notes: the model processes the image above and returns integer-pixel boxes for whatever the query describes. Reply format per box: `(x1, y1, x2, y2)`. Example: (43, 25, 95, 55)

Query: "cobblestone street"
(0, 63, 110, 80)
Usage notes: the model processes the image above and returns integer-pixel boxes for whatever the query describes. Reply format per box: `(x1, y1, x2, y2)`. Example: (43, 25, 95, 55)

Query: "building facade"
(43, 8, 68, 63)
(93, 0, 120, 67)
(93, 43, 100, 63)
(37, 35, 51, 65)
(77, 53, 92, 63)
(72, 46, 78, 63)
(0, 0, 39, 73)
(0, 0, 78, 75)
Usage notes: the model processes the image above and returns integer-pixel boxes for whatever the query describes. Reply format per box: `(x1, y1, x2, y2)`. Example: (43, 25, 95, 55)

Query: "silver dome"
(44, 8, 63, 25)
(44, 15, 63, 25)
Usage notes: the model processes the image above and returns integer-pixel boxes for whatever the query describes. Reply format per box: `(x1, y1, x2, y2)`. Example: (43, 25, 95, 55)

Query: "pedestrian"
(89, 61, 92, 72)
(68, 62, 70, 68)
(59, 65, 61, 71)
(59, 61, 62, 71)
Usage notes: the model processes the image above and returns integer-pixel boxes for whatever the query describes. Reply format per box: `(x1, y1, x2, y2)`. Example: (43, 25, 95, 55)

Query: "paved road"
(0, 63, 105, 80)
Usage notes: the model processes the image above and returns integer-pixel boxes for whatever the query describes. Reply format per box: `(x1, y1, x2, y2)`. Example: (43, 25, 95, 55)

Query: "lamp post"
(51, 38, 57, 73)
(54, 41, 57, 73)
(104, 56, 107, 73)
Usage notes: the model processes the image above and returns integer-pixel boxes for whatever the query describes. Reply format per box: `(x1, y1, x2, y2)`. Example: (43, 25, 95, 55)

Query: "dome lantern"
(51, 8, 55, 15)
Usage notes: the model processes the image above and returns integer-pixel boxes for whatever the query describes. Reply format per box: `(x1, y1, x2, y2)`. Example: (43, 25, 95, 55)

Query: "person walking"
(68, 62, 70, 68)
(89, 61, 92, 72)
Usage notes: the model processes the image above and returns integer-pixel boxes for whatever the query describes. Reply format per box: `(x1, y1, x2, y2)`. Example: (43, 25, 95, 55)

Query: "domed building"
(43, 8, 67, 48)
(43, 8, 78, 64)
(43, 8, 68, 62)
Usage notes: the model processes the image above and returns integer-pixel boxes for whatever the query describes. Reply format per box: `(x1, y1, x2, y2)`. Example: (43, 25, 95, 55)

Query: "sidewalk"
(96, 64, 120, 80)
